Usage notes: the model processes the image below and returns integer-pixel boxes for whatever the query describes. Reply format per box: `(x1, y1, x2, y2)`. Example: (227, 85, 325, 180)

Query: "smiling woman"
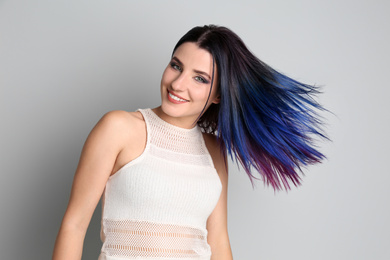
(158, 42, 220, 127)
(52, 25, 328, 260)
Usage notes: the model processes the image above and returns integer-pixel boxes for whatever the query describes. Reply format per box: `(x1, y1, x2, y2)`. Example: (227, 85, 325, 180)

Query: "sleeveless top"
(98, 108, 223, 260)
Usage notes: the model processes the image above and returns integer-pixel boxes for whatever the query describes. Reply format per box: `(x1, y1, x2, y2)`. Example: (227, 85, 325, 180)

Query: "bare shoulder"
(88, 110, 146, 152)
(202, 133, 228, 175)
(95, 110, 147, 174)
(99, 110, 144, 126)
(97, 110, 144, 134)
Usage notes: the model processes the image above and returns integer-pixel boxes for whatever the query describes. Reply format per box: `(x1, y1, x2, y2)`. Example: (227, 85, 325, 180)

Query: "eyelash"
(195, 76, 208, 84)
(170, 62, 209, 84)
(170, 62, 182, 72)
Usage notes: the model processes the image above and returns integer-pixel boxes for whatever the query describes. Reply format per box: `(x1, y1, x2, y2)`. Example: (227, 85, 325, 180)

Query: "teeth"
(169, 92, 187, 102)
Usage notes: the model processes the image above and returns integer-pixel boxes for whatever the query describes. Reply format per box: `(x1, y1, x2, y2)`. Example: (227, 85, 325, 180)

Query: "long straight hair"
(173, 25, 328, 190)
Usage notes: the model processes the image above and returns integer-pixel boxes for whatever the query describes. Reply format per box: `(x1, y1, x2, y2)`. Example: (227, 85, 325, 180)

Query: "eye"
(194, 76, 209, 84)
(170, 62, 182, 72)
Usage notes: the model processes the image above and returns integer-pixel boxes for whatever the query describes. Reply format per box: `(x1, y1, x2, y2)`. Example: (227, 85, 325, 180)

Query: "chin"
(160, 102, 182, 118)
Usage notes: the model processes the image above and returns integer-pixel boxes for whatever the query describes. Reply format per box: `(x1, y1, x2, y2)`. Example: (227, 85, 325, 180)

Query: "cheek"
(161, 68, 169, 86)
(161, 66, 177, 87)
(191, 87, 211, 103)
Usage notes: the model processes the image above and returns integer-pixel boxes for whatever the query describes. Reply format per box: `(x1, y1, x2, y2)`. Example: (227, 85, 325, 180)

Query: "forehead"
(173, 42, 213, 71)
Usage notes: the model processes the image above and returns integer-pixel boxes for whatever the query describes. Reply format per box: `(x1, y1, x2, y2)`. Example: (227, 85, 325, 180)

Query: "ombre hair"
(173, 25, 328, 190)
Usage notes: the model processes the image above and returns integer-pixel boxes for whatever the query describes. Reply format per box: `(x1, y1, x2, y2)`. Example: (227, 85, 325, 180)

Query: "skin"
(52, 42, 232, 260)
(156, 42, 220, 127)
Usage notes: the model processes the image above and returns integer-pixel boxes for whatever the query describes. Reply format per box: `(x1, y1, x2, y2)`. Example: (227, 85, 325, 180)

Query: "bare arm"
(52, 111, 136, 260)
(204, 134, 233, 260)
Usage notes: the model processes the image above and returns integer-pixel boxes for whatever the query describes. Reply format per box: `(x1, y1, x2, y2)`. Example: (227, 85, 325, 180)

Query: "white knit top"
(98, 108, 223, 260)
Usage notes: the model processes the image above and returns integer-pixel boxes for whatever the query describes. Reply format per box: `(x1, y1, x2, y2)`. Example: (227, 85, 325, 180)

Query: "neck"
(152, 106, 198, 130)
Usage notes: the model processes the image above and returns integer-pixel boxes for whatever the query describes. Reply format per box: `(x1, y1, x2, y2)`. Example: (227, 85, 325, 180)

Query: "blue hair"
(173, 25, 328, 190)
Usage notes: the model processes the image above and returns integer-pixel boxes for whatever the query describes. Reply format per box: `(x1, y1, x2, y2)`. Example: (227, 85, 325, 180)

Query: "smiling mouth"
(168, 91, 189, 102)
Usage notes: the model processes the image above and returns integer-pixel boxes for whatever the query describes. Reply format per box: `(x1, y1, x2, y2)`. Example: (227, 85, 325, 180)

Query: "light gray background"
(1, 0, 389, 259)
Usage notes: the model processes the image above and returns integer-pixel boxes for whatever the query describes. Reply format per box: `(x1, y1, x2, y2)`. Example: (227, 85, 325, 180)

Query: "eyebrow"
(172, 56, 211, 80)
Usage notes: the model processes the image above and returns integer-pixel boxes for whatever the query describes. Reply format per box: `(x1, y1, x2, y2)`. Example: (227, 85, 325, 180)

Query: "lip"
(167, 90, 189, 104)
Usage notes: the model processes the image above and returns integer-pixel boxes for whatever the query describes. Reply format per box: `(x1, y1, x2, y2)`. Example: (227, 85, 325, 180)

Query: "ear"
(212, 95, 220, 104)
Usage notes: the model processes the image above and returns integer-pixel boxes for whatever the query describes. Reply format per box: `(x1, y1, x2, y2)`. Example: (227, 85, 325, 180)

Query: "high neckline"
(147, 108, 200, 133)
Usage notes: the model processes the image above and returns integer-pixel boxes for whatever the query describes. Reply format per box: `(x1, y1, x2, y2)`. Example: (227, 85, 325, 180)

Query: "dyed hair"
(173, 25, 328, 190)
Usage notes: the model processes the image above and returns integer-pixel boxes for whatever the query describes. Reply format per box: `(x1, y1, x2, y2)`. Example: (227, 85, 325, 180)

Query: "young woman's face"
(159, 42, 219, 128)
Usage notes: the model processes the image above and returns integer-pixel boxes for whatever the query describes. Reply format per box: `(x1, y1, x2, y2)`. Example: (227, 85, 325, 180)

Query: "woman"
(53, 25, 326, 260)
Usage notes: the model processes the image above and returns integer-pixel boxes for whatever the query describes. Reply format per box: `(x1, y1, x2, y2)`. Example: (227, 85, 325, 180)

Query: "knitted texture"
(99, 109, 222, 260)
